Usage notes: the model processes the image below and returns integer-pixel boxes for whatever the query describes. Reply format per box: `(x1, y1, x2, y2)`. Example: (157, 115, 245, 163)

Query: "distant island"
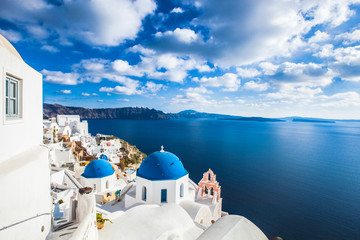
(292, 118, 336, 123)
(221, 117, 285, 122)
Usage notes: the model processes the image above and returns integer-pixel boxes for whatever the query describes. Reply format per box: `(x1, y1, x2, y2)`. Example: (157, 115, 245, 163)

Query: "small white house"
(57, 115, 89, 136)
(80, 159, 117, 194)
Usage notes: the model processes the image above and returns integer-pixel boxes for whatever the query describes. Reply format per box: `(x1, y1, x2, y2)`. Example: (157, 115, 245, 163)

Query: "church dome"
(137, 148, 188, 181)
(82, 159, 114, 178)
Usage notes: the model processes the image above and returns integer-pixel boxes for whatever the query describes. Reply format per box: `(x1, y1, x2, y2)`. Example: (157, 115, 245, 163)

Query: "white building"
(57, 115, 89, 136)
(0, 34, 97, 240)
(80, 159, 126, 204)
(47, 142, 74, 167)
(0, 34, 52, 239)
(80, 159, 117, 194)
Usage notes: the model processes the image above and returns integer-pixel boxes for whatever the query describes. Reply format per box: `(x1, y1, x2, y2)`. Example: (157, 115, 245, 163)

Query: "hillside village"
(43, 115, 146, 174)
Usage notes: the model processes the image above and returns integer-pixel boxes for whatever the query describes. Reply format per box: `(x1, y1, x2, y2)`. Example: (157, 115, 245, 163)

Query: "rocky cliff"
(43, 103, 169, 120)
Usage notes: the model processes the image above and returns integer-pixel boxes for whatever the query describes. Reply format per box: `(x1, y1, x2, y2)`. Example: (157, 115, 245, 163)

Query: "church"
(97, 146, 268, 240)
(123, 146, 222, 226)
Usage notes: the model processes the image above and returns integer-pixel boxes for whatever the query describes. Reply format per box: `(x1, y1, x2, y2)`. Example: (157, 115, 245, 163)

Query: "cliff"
(43, 103, 238, 120)
(43, 103, 169, 120)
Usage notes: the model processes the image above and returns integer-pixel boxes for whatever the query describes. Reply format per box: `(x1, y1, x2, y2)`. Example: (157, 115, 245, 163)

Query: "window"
(106, 180, 109, 189)
(5, 75, 20, 118)
(142, 186, 147, 201)
(161, 189, 167, 203)
(180, 183, 184, 198)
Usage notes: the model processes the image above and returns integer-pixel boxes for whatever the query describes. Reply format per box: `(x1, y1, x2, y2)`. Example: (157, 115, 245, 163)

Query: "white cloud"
(313, 44, 334, 58)
(171, 86, 215, 106)
(308, 30, 330, 43)
(196, 63, 213, 72)
(267, 86, 323, 103)
(266, 62, 334, 87)
(112, 59, 143, 77)
(26, 25, 49, 39)
(171, 7, 184, 13)
(156, 28, 199, 43)
(315, 91, 360, 107)
(41, 45, 59, 53)
(259, 62, 279, 75)
(128, 44, 156, 55)
(151, 0, 357, 67)
(99, 75, 142, 95)
(0, 29, 22, 43)
(336, 29, 360, 45)
(315, 45, 360, 82)
(79, 58, 108, 72)
(244, 81, 269, 92)
(237, 67, 260, 78)
(143, 81, 164, 93)
(58, 89, 71, 94)
(111, 52, 209, 83)
(81, 92, 90, 96)
(117, 98, 130, 102)
(194, 73, 240, 91)
(98, 100, 103, 103)
(41, 70, 79, 85)
(0, 0, 156, 46)
(92, 93, 98, 96)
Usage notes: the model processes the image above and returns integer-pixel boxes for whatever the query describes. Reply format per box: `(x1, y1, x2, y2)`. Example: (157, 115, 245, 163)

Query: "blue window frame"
(161, 189, 167, 203)
(5, 75, 19, 118)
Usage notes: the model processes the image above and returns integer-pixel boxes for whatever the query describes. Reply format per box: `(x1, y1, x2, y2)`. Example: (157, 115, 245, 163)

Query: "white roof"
(197, 215, 268, 240)
(180, 200, 210, 220)
(98, 203, 204, 240)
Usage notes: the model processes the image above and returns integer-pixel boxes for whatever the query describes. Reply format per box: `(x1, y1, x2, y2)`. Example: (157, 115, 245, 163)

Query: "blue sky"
(1, 0, 360, 118)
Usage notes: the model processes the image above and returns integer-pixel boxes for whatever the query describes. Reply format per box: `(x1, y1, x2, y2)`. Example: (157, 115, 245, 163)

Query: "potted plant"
(96, 213, 112, 229)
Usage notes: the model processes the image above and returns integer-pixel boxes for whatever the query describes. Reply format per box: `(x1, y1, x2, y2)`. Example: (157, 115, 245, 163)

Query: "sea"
(87, 119, 360, 240)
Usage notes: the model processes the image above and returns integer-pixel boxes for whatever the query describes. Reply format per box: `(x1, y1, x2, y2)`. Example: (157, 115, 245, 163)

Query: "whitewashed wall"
(0, 44, 43, 161)
(135, 175, 189, 205)
(0, 37, 51, 239)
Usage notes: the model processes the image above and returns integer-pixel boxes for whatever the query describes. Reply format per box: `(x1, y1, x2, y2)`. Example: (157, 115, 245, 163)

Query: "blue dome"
(137, 151, 188, 181)
(99, 154, 108, 160)
(82, 159, 114, 178)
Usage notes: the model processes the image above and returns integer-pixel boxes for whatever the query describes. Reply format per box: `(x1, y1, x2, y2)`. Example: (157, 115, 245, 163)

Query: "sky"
(1, 0, 360, 119)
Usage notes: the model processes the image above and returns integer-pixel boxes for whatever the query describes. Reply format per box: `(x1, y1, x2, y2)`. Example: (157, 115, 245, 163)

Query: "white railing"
(69, 193, 97, 240)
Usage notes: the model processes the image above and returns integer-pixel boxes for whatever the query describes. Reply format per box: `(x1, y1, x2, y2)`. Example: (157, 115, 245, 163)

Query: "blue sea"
(87, 119, 360, 240)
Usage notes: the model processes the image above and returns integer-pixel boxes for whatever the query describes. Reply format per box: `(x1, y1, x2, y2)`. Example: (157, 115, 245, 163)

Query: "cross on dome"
(160, 145, 164, 152)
